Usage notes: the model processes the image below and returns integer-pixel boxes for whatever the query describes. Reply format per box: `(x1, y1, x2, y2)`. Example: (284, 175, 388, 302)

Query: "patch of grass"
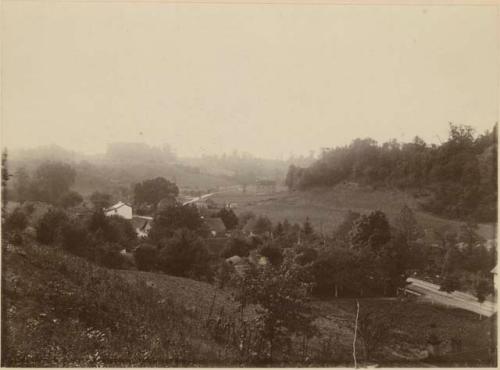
(213, 185, 496, 239)
(311, 298, 496, 366)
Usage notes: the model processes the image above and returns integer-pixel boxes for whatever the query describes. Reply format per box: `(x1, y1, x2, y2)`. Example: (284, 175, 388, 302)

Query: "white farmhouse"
(104, 201, 133, 220)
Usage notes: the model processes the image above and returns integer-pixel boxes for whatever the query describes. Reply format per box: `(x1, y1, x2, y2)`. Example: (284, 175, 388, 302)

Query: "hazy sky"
(1, 2, 498, 158)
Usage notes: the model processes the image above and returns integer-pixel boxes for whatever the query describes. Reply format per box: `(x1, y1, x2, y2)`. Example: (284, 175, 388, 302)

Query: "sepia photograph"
(0, 0, 498, 367)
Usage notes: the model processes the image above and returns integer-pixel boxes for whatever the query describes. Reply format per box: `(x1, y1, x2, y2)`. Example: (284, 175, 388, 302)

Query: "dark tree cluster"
(34, 208, 137, 269)
(12, 162, 83, 208)
(285, 124, 497, 222)
(133, 177, 179, 211)
(133, 229, 212, 281)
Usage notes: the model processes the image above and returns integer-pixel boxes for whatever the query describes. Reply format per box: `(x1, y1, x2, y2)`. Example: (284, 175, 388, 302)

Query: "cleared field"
(211, 184, 496, 239)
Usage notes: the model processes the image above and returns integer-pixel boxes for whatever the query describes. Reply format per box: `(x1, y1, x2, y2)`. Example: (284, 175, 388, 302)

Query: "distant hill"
(6, 144, 237, 198)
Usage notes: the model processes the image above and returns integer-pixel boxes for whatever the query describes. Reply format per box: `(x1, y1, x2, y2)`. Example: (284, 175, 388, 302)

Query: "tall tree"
(158, 229, 211, 279)
(217, 208, 239, 230)
(349, 211, 391, 252)
(133, 177, 179, 209)
(149, 204, 203, 242)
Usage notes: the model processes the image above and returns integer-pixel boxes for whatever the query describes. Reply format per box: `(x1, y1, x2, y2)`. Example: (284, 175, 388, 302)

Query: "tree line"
(285, 124, 497, 222)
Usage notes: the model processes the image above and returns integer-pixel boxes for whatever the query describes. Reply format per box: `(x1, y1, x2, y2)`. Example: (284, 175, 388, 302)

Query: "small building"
(104, 201, 133, 220)
(256, 180, 276, 193)
(131, 215, 153, 238)
(205, 217, 226, 237)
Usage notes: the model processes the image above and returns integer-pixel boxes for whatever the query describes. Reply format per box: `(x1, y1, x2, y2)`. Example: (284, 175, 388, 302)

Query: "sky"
(1, 1, 498, 159)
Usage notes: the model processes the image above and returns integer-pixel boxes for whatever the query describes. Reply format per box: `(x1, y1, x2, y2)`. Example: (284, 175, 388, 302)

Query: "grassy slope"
(2, 241, 495, 367)
(312, 298, 495, 366)
(1, 243, 237, 367)
(212, 184, 497, 239)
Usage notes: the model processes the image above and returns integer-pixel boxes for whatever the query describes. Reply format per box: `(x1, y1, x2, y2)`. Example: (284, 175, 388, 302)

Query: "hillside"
(1, 243, 238, 367)
(211, 184, 496, 240)
(286, 125, 497, 223)
(2, 241, 495, 367)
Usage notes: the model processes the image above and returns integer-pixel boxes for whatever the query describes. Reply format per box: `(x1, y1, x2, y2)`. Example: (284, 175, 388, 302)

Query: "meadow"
(211, 184, 497, 240)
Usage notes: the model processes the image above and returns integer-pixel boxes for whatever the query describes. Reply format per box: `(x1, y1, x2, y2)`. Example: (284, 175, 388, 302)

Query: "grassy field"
(212, 184, 497, 240)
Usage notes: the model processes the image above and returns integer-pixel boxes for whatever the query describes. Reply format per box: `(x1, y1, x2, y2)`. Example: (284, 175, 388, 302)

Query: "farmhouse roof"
(105, 201, 131, 212)
(131, 216, 151, 231)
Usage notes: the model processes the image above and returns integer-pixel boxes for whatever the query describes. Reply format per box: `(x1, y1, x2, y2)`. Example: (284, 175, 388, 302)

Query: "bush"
(60, 220, 92, 257)
(295, 247, 318, 266)
(259, 244, 284, 266)
(134, 243, 158, 271)
(95, 242, 124, 269)
(36, 209, 69, 244)
(158, 229, 212, 280)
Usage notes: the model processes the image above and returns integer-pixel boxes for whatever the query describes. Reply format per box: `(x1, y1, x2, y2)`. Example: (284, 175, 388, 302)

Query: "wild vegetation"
(1, 128, 497, 367)
(286, 124, 497, 222)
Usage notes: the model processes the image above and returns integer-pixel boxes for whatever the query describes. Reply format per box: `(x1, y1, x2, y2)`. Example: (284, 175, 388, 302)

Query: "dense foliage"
(286, 124, 497, 222)
(133, 177, 179, 210)
(148, 204, 204, 242)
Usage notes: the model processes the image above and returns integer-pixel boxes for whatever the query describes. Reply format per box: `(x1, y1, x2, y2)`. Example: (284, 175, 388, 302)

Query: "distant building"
(256, 180, 276, 193)
(104, 201, 133, 220)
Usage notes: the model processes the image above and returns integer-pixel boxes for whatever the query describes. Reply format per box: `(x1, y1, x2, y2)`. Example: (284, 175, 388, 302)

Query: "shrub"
(60, 220, 92, 257)
(234, 260, 317, 362)
(259, 244, 284, 266)
(36, 209, 69, 244)
(158, 229, 212, 280)
(134, 243, 158, 271)
(295, 247, 318, 266)
(439, 274, 461, 293)
(95, 242, 124, 269)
